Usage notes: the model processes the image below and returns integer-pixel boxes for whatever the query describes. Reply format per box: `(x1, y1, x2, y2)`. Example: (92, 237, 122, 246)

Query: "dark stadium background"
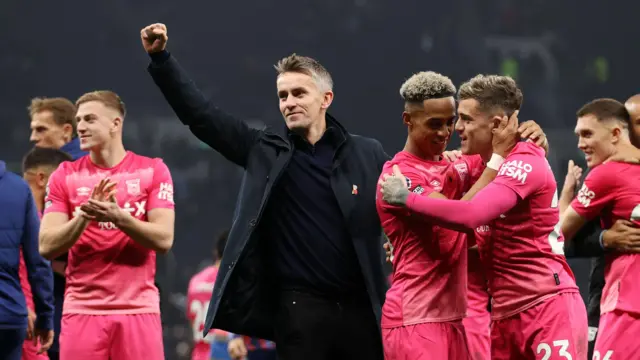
(1, 0, 635, 358)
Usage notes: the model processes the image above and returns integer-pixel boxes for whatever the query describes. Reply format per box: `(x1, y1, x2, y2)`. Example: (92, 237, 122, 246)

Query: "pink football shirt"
(378, 151, 480, 328)
(187, 265, 223, 360)
(570, 161, 640, 315)
(43, 151, 175, 314)
(485, 142, 578, 319)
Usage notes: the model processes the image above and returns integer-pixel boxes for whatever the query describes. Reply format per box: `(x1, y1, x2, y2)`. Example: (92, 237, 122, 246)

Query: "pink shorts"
(383, 321, 470, 360)
(60, 313, 164, 360)
(490, 292, 588, 360)
(593, 310, 640, 359)
(21, 338, 49, 360)
(463, 313, 490, 360)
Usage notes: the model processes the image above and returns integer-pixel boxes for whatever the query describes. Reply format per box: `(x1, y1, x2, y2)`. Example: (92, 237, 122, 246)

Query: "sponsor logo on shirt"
(429, 179, 442, 192)
(158, 182, 174, 204)
(475, 225, 490, 233)
(577, 184, 595, 207)
(498, 160, 532, 184)
(412, 185, 425, 194)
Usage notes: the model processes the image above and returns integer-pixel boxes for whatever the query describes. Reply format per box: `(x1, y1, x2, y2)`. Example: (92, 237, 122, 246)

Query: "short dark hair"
(577, 98, 630, 126)
(22, 147, 72, 173)
(274, 53, 333, 91)
(458, 74, 523, 116)
(215, 230, 230, 260)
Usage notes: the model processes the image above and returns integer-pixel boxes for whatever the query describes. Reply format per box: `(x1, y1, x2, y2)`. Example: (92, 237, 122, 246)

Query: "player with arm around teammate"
(380, 75, 588, 360)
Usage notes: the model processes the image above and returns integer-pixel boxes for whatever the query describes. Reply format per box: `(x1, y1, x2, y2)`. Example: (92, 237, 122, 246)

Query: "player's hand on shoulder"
(140, 23, 168, 54)
(605, 143, 640, 164)
(518, 120, 549, 154)
(603, 219, 640, 252)
(442, 149, 462, 162)
(379, 165, 410, 206)
(491, 110, 519, 157)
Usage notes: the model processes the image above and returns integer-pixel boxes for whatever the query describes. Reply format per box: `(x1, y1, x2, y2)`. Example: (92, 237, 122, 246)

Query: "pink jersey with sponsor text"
(570, 161, 640, 315)
(378, 151, 482, 328)
(482, 142, 578, 320)
(43, 151, 175, 315)
(187, 265, 225, 360)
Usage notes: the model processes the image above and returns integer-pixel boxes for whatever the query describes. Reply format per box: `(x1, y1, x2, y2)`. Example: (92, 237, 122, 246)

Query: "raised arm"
(141, 23, 261, 168)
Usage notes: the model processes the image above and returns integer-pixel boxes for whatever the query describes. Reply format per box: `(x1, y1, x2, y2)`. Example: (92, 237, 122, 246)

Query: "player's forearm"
(559, 188, 574, 217)
(39, 216, 90, 259)
(407, 182, 518, 230)
(116, 213, 174, 253)
(461, 167, 498, 201)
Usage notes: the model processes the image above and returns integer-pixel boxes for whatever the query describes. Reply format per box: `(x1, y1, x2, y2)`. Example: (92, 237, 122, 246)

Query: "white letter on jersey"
(498, 160, 532, 184)
(576, 184, 595, 208)
(158, 182, 174, 204)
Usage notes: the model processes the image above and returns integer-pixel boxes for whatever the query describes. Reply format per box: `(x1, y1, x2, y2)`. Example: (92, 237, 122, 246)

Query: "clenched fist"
(140, 23, 168, 54)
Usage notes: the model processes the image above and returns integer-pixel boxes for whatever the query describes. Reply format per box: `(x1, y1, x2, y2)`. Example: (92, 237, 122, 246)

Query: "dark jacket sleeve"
(563, 218, 605, 258)
(147, 50, 261, 168)
(22, 191, 54, 330)
(587, 256, 605, 327)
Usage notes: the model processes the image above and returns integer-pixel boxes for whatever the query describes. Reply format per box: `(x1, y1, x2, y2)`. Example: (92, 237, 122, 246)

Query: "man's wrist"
(114, 210, 133, 228)
(149, 49, 170, 64)
(487, 153, 506, 171)
(599, 230, 607, 249)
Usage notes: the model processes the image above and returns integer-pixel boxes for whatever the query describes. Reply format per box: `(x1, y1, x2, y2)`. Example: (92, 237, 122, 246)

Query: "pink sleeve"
(147, 159, 175, 211)
(43, 166, 70, 215)
(492, 152, 547, 199)
(570, 165, 617, 220)
(377, 165, 430, 215)
(405, 182, 519, 229)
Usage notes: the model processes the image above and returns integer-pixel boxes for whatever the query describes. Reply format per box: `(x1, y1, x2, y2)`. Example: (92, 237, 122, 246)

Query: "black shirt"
(262, 127, 366, 298)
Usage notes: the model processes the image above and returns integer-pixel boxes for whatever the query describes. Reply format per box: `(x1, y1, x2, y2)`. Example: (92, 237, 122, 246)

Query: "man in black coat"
(141, 23, 388, 360)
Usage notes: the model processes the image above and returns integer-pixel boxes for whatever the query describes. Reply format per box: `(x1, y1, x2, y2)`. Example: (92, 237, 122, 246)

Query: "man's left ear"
(321, 91, 334, 110)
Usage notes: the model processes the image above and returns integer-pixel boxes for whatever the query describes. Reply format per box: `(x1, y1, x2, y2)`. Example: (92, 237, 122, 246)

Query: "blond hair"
(274, 53, 333, 92)
(399, 71, 456, 103)
(75, 90, 126, 117)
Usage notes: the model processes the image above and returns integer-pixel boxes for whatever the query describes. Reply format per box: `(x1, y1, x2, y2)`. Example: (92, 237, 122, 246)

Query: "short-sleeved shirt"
(570, 161, 640, 315)
(44, 151, 175, 314)
(378, 151, 482, 327)
(482, 142, 578, 319)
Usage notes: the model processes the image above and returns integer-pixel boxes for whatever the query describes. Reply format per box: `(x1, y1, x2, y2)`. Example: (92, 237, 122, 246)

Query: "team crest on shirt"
(126, 179, 141, 195)
(405, 177, 412, 189)
(454, 163, 468, 182)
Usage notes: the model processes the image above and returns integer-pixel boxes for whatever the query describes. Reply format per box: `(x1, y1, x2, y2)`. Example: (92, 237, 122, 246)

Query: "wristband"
(599, 230, 606, 249)
(487, 153, 506, 171)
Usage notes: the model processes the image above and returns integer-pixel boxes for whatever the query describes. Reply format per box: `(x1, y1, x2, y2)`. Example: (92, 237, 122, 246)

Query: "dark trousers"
(0, 328, 27, 360)
(274, 291, 383, 360)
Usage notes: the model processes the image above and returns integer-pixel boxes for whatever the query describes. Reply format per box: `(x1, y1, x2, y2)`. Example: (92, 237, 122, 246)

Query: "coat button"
(249, 219, 257, 227)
